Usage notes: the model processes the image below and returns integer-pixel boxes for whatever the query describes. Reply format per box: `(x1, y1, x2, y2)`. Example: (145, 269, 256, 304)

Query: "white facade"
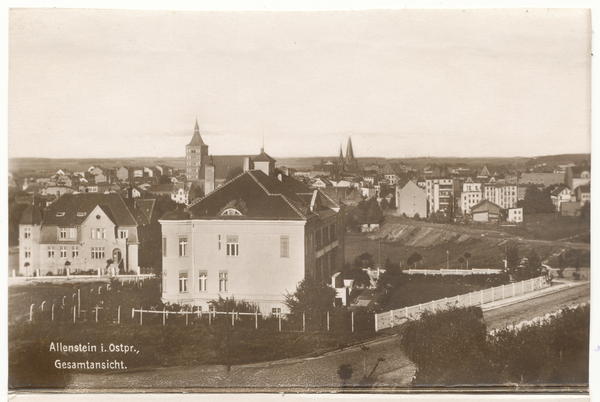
(508, 207, 523, 223)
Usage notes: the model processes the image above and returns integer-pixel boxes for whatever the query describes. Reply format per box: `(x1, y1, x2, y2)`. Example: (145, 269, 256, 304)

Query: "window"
(226, 236, 238, 256)
(179, 237, 188, 257)
(221, 208, 242, 215)
(280, 236, 289, 258)
(91, 228, 95, 239)
(56, 212, 65, 217)
(179, 272, 188, 293)
(162, 238, 167, 257)
(24, 228, 31, 239)
(72, 246, 79, 258)
(77, 212, 87, 217)
(48, 246, 55, 258)
(199, 271, 207, 292)
(102, 228, 106, 239)
(60, 228, 67, 239)
(218, 235, 221, 250)
(60, 246, 67, 259)
(91, 247, 105, 259)
(119, 230, 128, 239)
(219, 272, 228, 292)
(272, 308, 281, 316)
(24, 247, 31, 258)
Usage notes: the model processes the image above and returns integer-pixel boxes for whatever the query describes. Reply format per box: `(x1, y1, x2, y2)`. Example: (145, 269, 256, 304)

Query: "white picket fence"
(374, 276, 549, 332)
(407, 268, 503, 275)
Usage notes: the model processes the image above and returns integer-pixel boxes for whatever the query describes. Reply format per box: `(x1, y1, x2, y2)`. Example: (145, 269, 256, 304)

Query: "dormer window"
(221, 208, 242, 216)
(77, 212, 87, 217)
(56, 212, 65, 217)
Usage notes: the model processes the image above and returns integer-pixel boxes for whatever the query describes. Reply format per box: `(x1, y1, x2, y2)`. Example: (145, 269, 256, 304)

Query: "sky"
(8, 7, 592, 159)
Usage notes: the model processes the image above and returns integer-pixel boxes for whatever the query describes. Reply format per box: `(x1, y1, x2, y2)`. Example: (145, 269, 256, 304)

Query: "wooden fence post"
(303, 312, 305, 332)
(73, 306, 76, 323)
(52, 304, 55, 321)
(232, 311, 235, 326)
(255, 311, 258, 329)
(140, 309, 143, 325)
(279, 314, 282, 332)
(95, 306, 98, 322)
(352, 311, 355, 333)
(327, 311, 329, 331)
(374, 313, 378, 332)
(163, 308, 166, 326)
(118, 306, 121, 324)
(132, 308, 135, 319)
(78, 289, 81, 318)
(30, 304, 34, 322)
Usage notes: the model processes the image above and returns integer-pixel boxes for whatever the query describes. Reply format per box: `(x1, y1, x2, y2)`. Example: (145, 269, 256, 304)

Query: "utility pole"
(446, 250, 449, 270)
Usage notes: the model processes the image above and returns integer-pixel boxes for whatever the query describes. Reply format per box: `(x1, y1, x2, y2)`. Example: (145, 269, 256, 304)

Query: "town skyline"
(9, 8, 591, 160)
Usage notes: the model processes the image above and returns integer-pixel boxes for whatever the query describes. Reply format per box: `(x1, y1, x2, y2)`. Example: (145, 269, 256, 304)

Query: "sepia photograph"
(6, 4, 593, 396)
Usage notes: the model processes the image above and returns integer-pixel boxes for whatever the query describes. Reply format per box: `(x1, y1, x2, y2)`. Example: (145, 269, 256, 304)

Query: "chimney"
(243, 157, 251, 172)
(205, 158, 216, 195)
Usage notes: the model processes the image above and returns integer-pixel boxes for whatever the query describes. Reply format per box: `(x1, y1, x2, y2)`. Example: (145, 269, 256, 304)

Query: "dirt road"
(67, 282, 590, 391)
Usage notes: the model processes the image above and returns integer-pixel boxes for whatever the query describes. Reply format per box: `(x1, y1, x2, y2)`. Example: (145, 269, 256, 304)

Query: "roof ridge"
(247, 171, 307, 219)
(185, 169, 249, 211)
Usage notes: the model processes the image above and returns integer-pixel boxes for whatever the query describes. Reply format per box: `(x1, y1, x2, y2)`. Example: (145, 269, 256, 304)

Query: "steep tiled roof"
(252, 150, 276, 163)
(41, 193, 138, 227)
(186, 170, 338, 221)
(551, 185, 569, 196)
(471, 200, 502, 213)
(187, 119, 207, 147)
(20, 205, 43, 225)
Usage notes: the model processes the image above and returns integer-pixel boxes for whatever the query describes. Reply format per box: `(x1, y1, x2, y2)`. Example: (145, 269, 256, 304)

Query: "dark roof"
(186, 170, 339, 221)
(551, 185, 569, 196)
(160, 209, 191, 221)
(41, 193, 138, 227)
(20, 205, 43, 225)
(471, 200, 502, 214)
(578, 185, 590, 193)
(252, 150, 276, 163)
(187, 119, 208, 147)
(147, 184, 175, 193)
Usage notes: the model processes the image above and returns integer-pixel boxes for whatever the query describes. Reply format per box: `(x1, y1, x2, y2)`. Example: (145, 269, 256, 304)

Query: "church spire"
(346, 136, 355, 162)
(187, 118, 207, 146)
(339, 143, 345, 171)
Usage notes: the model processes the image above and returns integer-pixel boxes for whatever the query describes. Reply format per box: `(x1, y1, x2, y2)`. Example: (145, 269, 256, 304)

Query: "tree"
(355, 198, 384, 225)
(517, 186, 555, 214)
(337, 364, 353, 386)
(523, 251, 542, 279)
(505, 242, 520, 279)
(209, 295, 259, 313)
(383, 257, 402, 275)
(284, 278, 337, 316)
(399, 306, 496, 385)
(463, 252, 472, 269)
(158, 175, 173, 184)
(353, 252, 374, 269)
(406, 252, 423, 269)
(225, 166, 244, 182)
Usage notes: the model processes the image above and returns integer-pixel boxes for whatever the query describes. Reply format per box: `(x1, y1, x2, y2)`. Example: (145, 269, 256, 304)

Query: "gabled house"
(471, 200, 502, 223)
(396, 179, 427, 218)
(19, 193, 162, 276)
(159, 150, 345, 313)
(565, 163, 590, 191)
(551, 185, 572, 211)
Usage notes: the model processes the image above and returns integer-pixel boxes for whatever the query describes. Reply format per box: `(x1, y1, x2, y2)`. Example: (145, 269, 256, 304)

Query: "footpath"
(481, 278, 589, 312)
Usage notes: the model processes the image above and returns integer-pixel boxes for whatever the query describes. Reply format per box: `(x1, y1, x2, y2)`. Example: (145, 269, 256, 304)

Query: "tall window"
(119, 230, 128, 239)
(280, 236, 289, 258)
(24, 247, 31, 258)
(272, 308, 281, 317)
(199, 271, 207, 292)
(60, 228, 67, 239)
(179, 237, 188, 257)
(60, 246, 67, 259)
(48, 246, 55, 258)
(24, 228, 31, 239)
(162, 238, 167, 257)
(226, 235, 238, 256)
(72, 246, 79, 258)
(91, 247, 105, 259)
(179, 271, 188, 293)
(219, 272, 228, 292)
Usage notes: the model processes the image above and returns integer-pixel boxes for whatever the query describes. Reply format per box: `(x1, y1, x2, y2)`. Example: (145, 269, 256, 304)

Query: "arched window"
(221, 208, 242, 216)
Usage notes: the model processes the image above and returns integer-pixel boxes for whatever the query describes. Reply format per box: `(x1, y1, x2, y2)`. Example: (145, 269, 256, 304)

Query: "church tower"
(338, 143, 345, 172)
(345, 136, 358, 171)
(186, 119, 209, 183)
